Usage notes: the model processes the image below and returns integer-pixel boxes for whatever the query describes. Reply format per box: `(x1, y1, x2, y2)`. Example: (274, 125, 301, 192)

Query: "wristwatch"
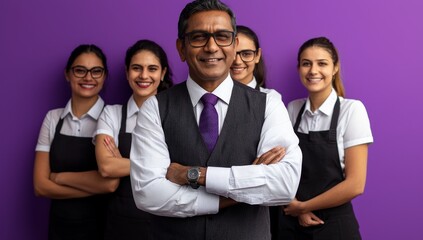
(187, 167, 201, 189)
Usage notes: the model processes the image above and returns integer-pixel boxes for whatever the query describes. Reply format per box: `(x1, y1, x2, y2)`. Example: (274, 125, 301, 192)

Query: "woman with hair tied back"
(94, 39, 173, 239)
(276, 37, 374, 240)
(230, 24, 286, 162)
(33, 44, 117, 240)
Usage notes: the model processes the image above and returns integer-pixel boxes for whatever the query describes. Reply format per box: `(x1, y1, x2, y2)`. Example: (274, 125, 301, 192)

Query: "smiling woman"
(94, 39, 173, 239)
(32, 44, 118, 240)
(275, 37, 374, 240)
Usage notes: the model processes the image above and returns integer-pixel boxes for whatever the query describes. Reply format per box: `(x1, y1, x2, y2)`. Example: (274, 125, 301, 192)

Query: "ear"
(233, 36, 239, 60)
(126, 68, 130, 82)
(161, 67, 167, 81)
(255, 48, 262, 64)
(176, 39, 186, 62)
(64, 70, 70, 82)
(334, 64, 339, 76)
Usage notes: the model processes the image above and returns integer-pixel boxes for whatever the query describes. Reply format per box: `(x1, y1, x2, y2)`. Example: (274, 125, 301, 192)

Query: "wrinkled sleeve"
(130, 96, 219, 217)
(206, 90, 302, 206)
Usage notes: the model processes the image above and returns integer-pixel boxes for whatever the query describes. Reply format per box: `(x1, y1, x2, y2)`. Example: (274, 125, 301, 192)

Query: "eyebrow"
(130, 64, 160, 68)
(301, 59, 329, 62)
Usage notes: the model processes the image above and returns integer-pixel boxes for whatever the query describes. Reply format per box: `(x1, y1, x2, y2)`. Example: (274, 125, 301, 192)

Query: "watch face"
(188, 169, 199, 180)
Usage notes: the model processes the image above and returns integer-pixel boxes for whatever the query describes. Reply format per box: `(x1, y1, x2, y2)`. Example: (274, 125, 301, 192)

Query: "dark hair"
(178, 0, 236, 40)
(125, 39, 173, 92)
(297, 37, 345, 97)
(236, 25, 266, 88)
(65, 44, 108, 76)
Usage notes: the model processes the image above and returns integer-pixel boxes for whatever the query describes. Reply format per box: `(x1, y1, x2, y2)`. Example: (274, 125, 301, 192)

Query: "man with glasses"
(130, 0, 302, 239)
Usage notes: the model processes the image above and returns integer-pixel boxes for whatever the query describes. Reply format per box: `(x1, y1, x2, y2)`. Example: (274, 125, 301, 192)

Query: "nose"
(140, 69, 148, 79)
(204, 36, 219, 52)
(83, 71, 94, 81)
(233, 52, 243, 64)
(309, 63, 318, 74)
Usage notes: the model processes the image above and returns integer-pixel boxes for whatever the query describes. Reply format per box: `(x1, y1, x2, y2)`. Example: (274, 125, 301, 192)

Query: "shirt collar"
(127, 96, 140, 118)
(305, 88, 337, 116)
(186, 74, 233, 107)
(246, 77, 257, 89)
(61, 97, 105, 120)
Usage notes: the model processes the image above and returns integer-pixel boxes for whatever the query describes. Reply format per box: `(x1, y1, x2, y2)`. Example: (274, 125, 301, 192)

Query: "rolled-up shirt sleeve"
(130, 96, 220, 217)
(206, 90, 302, 206)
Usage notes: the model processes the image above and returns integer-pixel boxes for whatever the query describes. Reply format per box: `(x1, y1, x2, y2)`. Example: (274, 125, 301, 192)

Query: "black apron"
(276, 98, 361, 240)
(104, 103, 152, 240)
(48, 117, 108, 240)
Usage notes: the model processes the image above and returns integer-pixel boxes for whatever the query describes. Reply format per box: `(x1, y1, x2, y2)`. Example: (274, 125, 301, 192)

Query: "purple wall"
(1, 0, 422, 239)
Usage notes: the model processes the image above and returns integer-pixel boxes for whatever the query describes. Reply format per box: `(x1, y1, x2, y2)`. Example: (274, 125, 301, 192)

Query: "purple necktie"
(199, 93, 219, 153)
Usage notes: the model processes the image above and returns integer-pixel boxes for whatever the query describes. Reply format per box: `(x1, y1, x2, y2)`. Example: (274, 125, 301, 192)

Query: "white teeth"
(204, 58, 219, 62)
(308, 78, 323, 83)
(137, 82, 152, 86)
(81, 84, 95, 89)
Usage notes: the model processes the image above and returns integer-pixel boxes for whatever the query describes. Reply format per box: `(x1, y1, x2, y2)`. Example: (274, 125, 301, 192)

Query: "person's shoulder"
(103, 104, 123, 113)
(340, 97, 367, 112)
(45, 108, 65, 119)
(260, 87, 282, 100)
(234, 81, 266, 97)
(287, 98, 307, 109)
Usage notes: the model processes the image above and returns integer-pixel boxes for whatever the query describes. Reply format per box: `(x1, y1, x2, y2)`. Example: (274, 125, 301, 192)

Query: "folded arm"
(33, 151, 93, 199)
(95, 134, 130, 178)
(284, 144, 368, 216)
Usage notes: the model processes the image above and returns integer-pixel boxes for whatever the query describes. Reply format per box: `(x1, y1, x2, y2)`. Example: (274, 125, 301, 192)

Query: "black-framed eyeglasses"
(236, 50, 257, 62)
(183, 30, 235, 48)
(71, 66, 105, 79)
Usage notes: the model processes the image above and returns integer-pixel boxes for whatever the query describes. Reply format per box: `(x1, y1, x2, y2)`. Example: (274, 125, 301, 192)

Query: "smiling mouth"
(80, 84, 96, 89)
(307, 77, 323, 83)
(200, 58, 223, 63)
(230, 67, 245, 73)
(136, 81, 153, 88)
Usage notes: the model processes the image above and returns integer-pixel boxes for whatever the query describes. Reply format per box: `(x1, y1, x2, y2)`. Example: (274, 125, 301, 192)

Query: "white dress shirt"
(35, 98, 105, 152)
(130, 74, 302, 217)
(94, 96, 139, 145)
(287, 89, 373, 171)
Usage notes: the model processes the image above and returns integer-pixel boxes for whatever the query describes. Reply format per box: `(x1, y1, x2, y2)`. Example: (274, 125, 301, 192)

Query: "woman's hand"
(103, 136, 122, 158)
(298, 212, 324, 227)
(283, 198, 306, 216)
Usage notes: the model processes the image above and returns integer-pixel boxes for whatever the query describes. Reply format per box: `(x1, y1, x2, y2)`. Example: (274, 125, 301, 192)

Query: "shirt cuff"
(196, 187, 220, 215)
(205, 166, 230, 198)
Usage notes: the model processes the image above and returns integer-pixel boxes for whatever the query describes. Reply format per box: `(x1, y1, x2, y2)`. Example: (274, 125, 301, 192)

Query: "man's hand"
(253, 146, 286, 165)
(166, 162, 190, 185)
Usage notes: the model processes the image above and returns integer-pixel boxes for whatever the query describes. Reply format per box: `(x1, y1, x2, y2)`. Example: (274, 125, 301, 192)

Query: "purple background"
(1, 0, 422, 239)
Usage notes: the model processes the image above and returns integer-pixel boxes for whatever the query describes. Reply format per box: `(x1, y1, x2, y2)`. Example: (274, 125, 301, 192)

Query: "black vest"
(154, 81, 269, 240)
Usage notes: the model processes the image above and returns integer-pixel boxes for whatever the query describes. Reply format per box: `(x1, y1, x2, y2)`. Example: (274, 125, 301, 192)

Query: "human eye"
(301, 61, 311, 67)
(148, 66, 159, 72)
(215, 31, 232, 41)
(318, 61, 328, 66)
(72, 67, 87, 76)
(131, 65, 142, 72)
(91, 67, 104, 75)
(241, 50, 254, 58)
(189, 32, 208, 42)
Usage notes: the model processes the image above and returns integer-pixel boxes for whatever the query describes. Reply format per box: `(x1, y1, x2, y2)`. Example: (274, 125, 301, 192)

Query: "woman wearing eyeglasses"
(230, 25, 290, 239)
(230, 25, 267, 90)
(94, 39, 173, 240)
(33, 44, 117, 240)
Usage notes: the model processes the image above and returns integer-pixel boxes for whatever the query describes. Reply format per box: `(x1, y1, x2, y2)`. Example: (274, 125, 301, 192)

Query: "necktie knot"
(201, 93, 218, 106)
